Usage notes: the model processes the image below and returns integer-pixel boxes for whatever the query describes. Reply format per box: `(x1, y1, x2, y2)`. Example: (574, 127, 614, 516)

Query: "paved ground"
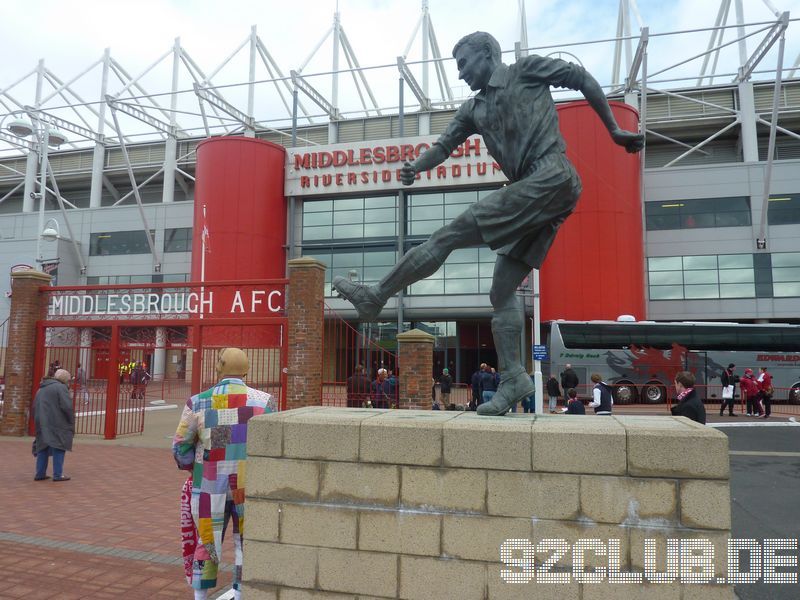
(1, 404, 797, 598)
(0, 409, 233, 600)
(724, 426, 800, 600)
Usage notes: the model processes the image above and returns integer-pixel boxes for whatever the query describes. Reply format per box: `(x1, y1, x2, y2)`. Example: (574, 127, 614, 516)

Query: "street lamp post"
(4, 116, 67, 268)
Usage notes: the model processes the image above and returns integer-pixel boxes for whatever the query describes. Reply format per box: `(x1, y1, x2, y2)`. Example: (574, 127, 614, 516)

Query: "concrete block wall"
(243, 408, 733, 600)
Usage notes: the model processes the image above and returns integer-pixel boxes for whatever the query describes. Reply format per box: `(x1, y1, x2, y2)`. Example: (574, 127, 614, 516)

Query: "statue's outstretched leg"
(477, 255, 535, 416)
(333, 210, 482, 320)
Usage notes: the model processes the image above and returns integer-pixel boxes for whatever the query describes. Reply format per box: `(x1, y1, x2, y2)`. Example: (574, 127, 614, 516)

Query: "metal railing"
(322, 304, 398, 408)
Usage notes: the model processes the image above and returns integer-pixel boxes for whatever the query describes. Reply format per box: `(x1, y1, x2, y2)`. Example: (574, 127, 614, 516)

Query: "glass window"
(90, 230, 155, 256)
(302, 196, 397, 242)
(645, 197, 750, 231)
(684, 270, 717, 285)
(303, 247, 397, 297)
(649, 257, 683, 271)
(649, 271, 683, 286)
(684, 284, 719, 299)
(718, 254, 753, 269)
(774, 282, 800, 297)
(771, 252, 800, 297)
(719, 269, 754, 284)
(408, 190, 478, 237)
(649, 253, 757, 301)
(768, 194, 800, 225)
(772, 252, 800, 267)
(720, 283, 755, 298)
(683, 255, 717, 270)
(164, 227, 192, 253)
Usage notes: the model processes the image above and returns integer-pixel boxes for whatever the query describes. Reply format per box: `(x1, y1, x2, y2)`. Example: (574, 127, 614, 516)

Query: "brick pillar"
(286, 257, 326, 410)
(397, 329, 434, 410)
(0, 270, 52, 436)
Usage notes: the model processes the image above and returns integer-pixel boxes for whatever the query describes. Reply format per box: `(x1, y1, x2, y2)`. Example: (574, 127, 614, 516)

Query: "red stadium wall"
(191, 136, 287, 282)
(540, 101, 645, 321)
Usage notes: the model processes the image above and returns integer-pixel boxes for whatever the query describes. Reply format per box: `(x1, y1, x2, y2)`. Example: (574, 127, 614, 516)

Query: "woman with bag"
(757, 366, 773, 419)
(719, 363, 737, 417)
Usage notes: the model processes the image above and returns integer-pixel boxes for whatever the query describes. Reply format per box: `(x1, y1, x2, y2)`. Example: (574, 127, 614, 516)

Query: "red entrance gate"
(32, 280, 288, 439)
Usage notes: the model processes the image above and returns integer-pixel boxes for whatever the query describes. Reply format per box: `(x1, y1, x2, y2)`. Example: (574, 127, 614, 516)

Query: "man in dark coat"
(345, 364, 371, 408)
(33, 369, 74, 481)
(560, 364, 579, 404)
(670, 370, 706, 425)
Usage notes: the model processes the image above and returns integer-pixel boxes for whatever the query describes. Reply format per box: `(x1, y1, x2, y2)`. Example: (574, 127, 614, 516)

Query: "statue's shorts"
(469, 152, 582, 270)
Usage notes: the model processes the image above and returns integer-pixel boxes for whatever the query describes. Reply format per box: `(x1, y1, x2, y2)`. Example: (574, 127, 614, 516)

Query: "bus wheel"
(789, 384, 800, 405)
(642, 381, 666, 404)
(613, 381, 638, 404)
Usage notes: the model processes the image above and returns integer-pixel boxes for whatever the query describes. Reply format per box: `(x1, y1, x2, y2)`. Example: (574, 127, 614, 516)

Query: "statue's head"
(452, 32, 501, 92)
(215, 347, 249, 379)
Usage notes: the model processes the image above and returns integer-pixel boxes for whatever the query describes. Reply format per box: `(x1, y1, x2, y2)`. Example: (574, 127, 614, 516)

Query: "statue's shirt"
(436, 55, 586, 183)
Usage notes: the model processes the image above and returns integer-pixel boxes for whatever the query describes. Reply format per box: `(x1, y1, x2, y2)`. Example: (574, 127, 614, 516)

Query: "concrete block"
(281, 503, 358, 549)
(629, 527, 729, 578)
(442, 514, 531, 562)
(399, 556, 486, 600)
(320, 461, 399, 507)
(531, 417, 626, 475)
(582, 584, 680, 600)
(487, 471, 579, 520)
(623, 420, 729, 479)
(580, 476, 677, 525)
(360, 411, 458, 466)
(283, 410, 379, 461)
(242, 540, 317, 588)
(487, 565, 580, 599)
(248, 457, 319, 501)
(247, 407, 324, 458)
(401, 466, 486, 512)
(246, 499, 281, 542)
(358, 509, 441, 556)
(531, 521, 631, 570)
(247, 412, 284, 457)
(682, 585, 736, 599)
(443, 414, 533, 471)
(318, 547, 397, 597)
(279, 588, 358, 600)
(680, 480, 731, 530)
(239, 583, 279, 599)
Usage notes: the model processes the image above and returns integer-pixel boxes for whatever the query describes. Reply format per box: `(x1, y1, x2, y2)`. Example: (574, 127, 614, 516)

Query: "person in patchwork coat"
(172, 347, 275, 600)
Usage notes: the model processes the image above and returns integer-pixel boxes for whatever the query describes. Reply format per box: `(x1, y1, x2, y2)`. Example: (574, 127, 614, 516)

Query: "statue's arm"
(579, 73, 643, 153)
(401, 105, 475, 185)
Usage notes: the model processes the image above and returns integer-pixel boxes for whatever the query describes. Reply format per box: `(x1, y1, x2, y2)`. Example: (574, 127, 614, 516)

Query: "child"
(566, 388, 585, 415)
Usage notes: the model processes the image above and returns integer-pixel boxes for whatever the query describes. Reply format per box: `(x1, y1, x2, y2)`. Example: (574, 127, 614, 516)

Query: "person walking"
(757, 366, 773, 419)
(479, 364, 497, 405)
(172, 347, 273, 600)
(546, 374, 561, 413)
(670, 371, 706, 424)
(560, 364, 579, 405)
(588, 373, 613, 415)
(719, 363, 737, 417)
(33, 369, 74, 482)
(469, 363, 485, 411)
(740, 368, 761, 417)
(439, 368, 453, 406)
(346, 364, 371, 408)
(74, 362, 89, 404)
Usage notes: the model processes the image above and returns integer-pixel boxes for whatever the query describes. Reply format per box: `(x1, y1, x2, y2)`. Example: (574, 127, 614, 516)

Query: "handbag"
(722, 385, 734, 400)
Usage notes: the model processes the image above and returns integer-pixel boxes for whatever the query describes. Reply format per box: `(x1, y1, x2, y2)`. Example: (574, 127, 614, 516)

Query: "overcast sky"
(1, 0, 798, 146)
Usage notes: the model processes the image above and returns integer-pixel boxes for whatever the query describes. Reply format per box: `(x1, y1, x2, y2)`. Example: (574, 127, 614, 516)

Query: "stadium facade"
(0, 3, 798, 384)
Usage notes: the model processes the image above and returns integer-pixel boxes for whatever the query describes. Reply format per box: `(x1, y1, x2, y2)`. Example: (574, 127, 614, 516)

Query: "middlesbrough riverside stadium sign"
(285, 135, 508, 196)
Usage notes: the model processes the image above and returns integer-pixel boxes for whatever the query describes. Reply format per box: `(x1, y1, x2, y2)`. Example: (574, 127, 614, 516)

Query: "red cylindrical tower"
(540, 101, 645, 321)
(191, 136, 287, 282)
